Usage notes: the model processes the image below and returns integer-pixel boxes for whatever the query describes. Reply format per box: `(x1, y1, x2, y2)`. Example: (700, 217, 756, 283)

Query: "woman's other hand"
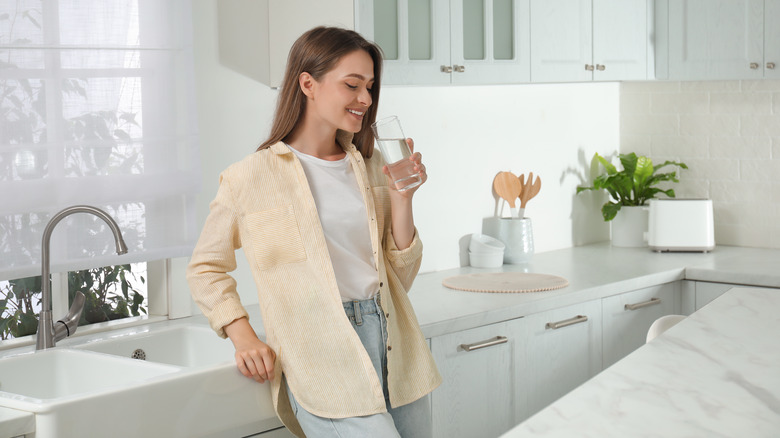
(224, 317, 276, 383)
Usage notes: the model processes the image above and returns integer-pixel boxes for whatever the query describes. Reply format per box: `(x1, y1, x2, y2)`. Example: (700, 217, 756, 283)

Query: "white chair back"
(646, 314, 687, 343)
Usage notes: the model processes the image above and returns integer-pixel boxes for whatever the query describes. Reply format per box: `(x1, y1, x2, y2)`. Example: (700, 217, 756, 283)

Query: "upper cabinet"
(217, 0, 354, 88)
(529, 0, 651, 82)
(356, 0, 531, 85)
(655, 0, 780, 80)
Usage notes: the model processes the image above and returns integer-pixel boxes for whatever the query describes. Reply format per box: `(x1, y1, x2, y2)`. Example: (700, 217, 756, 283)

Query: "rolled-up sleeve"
(384, 227, 423, 292)
(186, 174, 249, 338)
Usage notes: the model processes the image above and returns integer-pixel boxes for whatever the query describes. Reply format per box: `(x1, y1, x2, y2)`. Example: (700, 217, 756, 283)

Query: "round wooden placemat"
(442, 272, 569, 293)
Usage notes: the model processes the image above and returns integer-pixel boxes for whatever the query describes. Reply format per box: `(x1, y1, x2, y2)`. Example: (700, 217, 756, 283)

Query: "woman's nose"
(358, 89, 372, 107)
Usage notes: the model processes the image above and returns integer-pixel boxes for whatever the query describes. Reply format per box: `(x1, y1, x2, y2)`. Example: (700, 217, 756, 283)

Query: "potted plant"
(577, 152, 688, 247)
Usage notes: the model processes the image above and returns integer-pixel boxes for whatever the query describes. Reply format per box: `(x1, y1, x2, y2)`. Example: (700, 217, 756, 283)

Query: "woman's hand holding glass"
(382, 138, 426, 198)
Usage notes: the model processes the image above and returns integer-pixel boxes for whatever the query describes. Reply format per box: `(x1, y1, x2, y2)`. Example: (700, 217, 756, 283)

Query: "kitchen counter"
(500, 286, 780, 437)
(3, 243, 780, 437)
(0, 406, 34, 438)
(406, 243, 780, 338)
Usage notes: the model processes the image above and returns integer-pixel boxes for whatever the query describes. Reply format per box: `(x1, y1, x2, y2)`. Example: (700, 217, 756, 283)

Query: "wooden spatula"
(494, 171, 522, 217)
(517, 173, 541, 218)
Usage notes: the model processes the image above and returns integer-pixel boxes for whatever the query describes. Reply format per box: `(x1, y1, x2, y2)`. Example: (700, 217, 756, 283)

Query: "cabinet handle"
(596, 64, 606, 71)
(545, 315, 588, 330)
(768, 62, 776, 70)
(453, 64, 465, 73)
(584, 64, 594, 71)
(459, 335, 508, 352)
(625, 297, 661, 311)
(750, 62, 760, 70)
(440, 65, 453, 73)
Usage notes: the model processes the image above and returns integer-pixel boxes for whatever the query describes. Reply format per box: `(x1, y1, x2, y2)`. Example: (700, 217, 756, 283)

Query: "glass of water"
(370, 115, 422, 191)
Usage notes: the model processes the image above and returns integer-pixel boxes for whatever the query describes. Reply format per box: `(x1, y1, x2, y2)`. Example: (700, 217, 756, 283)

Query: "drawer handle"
(625, 297, 661, 311)
(546, 315, 588, 330)
(459, 336, 508, 352)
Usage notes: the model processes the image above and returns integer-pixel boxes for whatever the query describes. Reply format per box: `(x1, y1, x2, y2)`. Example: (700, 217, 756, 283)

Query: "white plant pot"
(611, 206, 648, 248)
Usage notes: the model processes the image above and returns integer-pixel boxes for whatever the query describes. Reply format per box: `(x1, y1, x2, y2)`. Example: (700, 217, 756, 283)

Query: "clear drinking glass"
(370, 115, 422, 191)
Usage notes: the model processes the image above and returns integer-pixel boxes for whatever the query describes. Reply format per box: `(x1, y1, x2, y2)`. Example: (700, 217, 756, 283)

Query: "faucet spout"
(36, 205, 128, 350)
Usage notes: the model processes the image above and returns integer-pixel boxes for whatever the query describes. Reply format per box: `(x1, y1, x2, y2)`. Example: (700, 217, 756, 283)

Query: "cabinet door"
(765, 0, 780, 78)
(667, 0, 764, 80)
(520, 299, 602, 420)
(449, 0, 531, 84)
(356, 0, 451, 85)
(431, 320, 520, 438)
(601, 282, 680, 368)
(592, 0, 648, 81)
(530, 0, 593, 82)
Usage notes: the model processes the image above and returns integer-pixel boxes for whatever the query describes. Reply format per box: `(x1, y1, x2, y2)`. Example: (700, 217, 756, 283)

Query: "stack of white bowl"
(468, 233, 505, 268)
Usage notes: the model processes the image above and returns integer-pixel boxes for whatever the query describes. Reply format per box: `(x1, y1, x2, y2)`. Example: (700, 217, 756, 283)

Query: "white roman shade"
(0, 0, 200, 279)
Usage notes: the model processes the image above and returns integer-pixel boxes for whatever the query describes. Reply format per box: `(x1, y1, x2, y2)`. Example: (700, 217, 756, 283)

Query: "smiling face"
(302, 49, 375, 134)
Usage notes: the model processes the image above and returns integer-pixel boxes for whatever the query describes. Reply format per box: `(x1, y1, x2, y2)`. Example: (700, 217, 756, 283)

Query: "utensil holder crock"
(482, 217, 534, 264)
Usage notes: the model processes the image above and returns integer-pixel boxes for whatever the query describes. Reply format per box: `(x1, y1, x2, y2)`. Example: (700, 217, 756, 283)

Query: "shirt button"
(387, 346, 392, 351)
(380, 282, 384, 287)
(385, 312, 390, 318)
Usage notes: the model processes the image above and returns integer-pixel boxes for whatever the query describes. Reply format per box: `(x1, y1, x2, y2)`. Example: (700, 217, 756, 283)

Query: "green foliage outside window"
(0, 264, 147, 341)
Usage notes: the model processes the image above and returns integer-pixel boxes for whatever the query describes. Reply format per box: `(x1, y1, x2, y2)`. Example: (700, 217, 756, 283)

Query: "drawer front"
(431, 320, 519, 438)
(520, 299, 602, 419)
(602, 282, 680, 368)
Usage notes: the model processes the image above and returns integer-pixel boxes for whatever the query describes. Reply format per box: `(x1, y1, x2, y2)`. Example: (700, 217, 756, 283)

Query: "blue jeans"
(285, 295, 432, 438)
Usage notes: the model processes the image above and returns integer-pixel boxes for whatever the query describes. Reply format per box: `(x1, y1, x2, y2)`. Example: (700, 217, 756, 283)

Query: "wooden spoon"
(494, 171, 522, 217)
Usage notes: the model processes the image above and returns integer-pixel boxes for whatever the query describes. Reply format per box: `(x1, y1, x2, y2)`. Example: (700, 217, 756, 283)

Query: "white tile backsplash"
(651, 92, 709, 114)
(620, 80, 780, 249)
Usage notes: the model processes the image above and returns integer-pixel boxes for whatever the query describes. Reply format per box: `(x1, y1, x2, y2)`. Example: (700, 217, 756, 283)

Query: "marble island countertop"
(501, 286, 780, 437)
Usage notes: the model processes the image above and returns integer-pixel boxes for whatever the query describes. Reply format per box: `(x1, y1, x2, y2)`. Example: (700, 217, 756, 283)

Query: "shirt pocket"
(245, 205, 307, 270)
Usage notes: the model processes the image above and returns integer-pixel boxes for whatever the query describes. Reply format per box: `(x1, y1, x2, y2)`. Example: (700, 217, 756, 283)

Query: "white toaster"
(647, 199, 715, 252)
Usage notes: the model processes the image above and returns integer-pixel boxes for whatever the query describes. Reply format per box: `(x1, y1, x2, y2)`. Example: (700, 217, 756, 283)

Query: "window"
(0, 0, 198, 342)
(0, 262, 147, 340)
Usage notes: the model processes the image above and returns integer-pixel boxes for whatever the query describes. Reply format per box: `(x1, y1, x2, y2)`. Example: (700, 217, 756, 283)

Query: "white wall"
(620, 80, 780, 249)
(173, 1, 617, 310)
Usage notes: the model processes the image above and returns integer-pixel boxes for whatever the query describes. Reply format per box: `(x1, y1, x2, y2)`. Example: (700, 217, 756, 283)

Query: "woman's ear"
(299, 72, 315, 99)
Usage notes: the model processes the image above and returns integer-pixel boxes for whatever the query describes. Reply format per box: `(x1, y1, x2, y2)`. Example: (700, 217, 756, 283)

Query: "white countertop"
(406, 243, 780, 338)
(0, 406, 34, 438)
(501, 286, 780, 437)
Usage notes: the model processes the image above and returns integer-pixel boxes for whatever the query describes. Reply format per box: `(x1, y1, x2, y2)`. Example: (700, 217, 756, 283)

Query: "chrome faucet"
(36, 205, 128, 350)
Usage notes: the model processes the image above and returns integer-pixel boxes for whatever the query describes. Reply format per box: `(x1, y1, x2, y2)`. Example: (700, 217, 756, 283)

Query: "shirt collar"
(271, 130, 358, 155)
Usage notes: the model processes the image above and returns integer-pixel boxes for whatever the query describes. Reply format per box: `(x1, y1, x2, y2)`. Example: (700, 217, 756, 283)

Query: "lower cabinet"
(693, 281, 762, 311)
(519, 299, 603, 420)
(429, 280, 695, 437)
(601, 282, 680, 368)
(430, 319, 523, 438)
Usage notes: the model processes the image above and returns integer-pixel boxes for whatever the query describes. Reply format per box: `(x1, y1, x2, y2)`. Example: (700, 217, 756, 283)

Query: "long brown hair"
(257, 26, 383, 158)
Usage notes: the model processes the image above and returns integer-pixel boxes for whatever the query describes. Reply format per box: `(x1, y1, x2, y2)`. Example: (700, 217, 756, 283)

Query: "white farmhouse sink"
(0, 324, 279, 437)
(0, 348, 178, 402)
(74, 325, 235, 367)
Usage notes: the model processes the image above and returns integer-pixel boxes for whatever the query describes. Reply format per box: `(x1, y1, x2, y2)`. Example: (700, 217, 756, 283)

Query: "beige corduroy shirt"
(186, 131, 441, 437)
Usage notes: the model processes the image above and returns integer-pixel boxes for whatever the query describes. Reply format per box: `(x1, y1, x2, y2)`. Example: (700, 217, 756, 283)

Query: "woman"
(186, 26, 441, 438)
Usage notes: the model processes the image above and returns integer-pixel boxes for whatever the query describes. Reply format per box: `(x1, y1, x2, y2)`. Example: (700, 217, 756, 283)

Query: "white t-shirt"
(289, 146, 381, 302)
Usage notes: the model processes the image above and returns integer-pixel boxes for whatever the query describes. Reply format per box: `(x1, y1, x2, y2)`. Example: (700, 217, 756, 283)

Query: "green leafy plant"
(0, 264, 146, 340)
(0, 276, 41, 340)
(68, 264, 146, 324)
(576, 152, 688, 221)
